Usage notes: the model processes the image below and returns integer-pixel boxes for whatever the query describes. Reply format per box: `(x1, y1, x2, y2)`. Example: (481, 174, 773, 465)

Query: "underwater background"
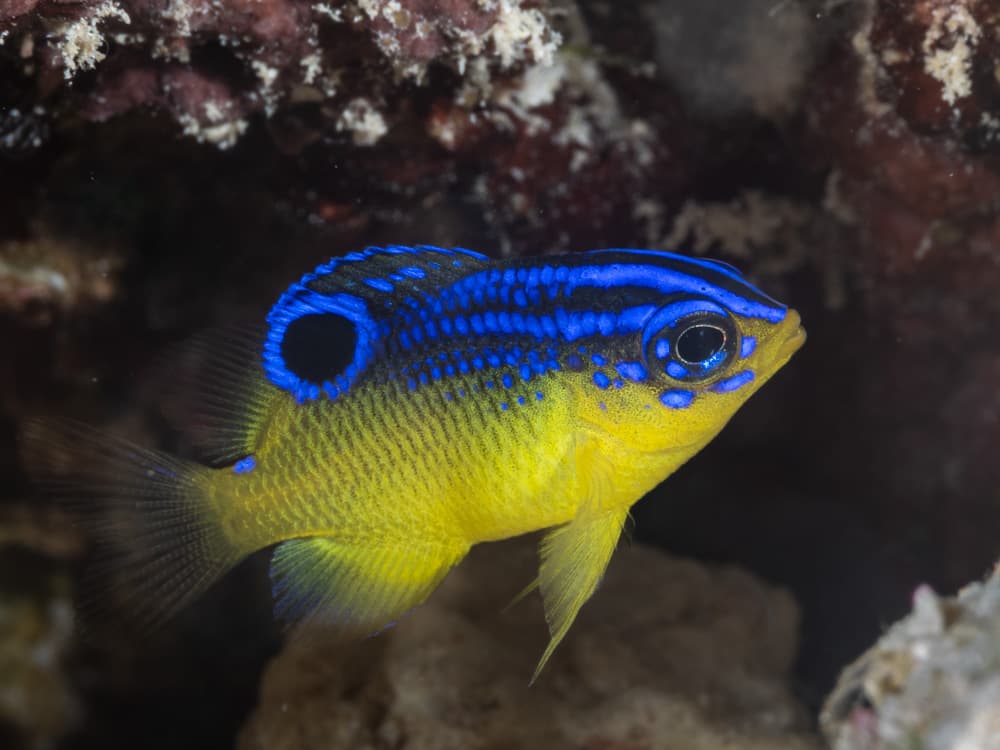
(2, 0, 1000, 748)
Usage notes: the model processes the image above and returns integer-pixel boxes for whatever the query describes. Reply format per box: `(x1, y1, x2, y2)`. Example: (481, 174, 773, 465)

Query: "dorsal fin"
(263, 245, 489, 403)
(158, 326, 278, 465)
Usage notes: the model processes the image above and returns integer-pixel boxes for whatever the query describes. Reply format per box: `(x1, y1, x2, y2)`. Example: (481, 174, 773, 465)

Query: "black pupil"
(281, 313, 357, 384)
(676, 325, 725, 365)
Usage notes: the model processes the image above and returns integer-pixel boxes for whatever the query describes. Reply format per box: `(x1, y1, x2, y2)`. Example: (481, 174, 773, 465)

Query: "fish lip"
(775, 310, 806, 363)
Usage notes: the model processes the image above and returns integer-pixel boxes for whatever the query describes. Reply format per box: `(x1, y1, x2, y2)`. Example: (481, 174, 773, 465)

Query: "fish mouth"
(775, 309, 806, 363)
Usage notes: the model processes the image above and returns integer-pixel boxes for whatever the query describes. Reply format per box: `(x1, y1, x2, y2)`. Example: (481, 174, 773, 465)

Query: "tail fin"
(19, 418, 244, 630)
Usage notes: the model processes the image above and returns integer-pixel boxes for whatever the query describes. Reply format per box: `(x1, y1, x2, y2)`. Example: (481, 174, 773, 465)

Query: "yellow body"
(197, 311, 804, 677)
(22, 246, 805, 680)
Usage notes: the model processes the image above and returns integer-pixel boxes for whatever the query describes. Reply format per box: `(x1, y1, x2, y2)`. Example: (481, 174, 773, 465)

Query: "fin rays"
(19, 418, 244, 631)
(270, 535, 468, 635)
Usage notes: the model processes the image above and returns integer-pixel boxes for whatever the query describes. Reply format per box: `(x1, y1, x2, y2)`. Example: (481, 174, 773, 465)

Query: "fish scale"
(21, 244, 805, 680)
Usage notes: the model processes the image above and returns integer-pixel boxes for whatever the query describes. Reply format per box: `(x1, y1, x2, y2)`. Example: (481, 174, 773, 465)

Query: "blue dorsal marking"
(265, 246, 786, 402)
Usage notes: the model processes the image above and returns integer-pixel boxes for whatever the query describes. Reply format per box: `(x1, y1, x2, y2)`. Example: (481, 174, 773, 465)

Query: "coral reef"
(2, 0, 1000, 747)
(822, 567, 1000, 750)
(239, 540, 820, 750)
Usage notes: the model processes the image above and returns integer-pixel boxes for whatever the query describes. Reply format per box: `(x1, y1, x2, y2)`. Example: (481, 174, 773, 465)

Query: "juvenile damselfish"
(24, 245, 804, 679)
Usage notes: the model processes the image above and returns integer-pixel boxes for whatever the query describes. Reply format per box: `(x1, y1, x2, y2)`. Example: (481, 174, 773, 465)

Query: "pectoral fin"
(532, 505, 628, 682)
(270, 535, 468, 634)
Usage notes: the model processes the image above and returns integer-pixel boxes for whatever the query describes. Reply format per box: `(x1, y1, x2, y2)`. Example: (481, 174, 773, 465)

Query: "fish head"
(570, 252, 805, 457)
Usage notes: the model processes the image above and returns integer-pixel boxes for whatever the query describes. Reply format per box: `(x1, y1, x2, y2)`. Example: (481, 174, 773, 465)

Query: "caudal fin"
(19, 418, 244, 630)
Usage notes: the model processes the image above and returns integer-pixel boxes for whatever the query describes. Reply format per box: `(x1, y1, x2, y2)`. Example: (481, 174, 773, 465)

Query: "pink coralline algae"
(0, 0, 563, 148)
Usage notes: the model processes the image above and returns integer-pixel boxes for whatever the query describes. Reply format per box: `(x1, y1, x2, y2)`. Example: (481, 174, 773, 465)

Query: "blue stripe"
(566, 264, 785, 322)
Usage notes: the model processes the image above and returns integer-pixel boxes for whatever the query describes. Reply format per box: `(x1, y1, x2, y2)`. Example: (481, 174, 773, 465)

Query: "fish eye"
(676, 324, 726, 366)
(643, 306, 738, 384)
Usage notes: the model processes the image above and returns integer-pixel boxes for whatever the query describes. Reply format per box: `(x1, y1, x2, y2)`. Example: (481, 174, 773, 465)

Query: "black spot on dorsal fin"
(263, 245, 491, 403)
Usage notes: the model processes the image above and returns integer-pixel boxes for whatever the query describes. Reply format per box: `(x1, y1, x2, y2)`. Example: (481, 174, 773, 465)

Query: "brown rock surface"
(239, 540, 820, 750)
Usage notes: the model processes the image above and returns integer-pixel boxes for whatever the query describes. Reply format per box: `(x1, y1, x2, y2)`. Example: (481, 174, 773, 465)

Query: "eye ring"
(642, 304, 739, 384)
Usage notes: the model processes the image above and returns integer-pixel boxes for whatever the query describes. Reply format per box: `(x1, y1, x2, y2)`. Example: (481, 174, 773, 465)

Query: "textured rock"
(822, 567, 1000, 750)
(239, 540, 820, 750)
(0, 510, 83, 750)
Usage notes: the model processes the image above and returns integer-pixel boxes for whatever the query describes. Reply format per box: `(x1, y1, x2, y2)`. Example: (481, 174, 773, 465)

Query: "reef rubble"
(239, 540, 821, 750)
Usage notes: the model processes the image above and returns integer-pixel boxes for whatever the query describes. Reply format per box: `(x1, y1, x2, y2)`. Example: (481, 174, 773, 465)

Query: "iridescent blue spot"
(486, 380, 495, 389)
(514, 288, 528, 307)
(364, 278, 394, 292)
(431, 367, 442, 380)
(458, 388, 466, 397)
(444, 392, 453, 401)
(411, 326, 423, 344)
(514, 396, 523, 405)
(660, 390, 694, 408)
(504, 351, 518, 366)
(399, 330, 411, 350)
(655, 339, 670, 359)
(453, 259, 463, 267)
(419, 372, 429, 385)
(740, 336, 757, 358)
(455, 316, 469, 334)
(400, 266, 426, 279)
(440, 318, 453, 335)
(593, 372, 611, 389)
(388, 274, 404, 282)
(483, 311, 498, 331)
(536, 391, 544, 400)
(615, 361, 648, 382)
(667, 362, 689, 379)
(712, 370, 755, 393)
(567, 354, 583, 370)
(502, 373, 514, 388)
(525, 316, 542, 338)
(541, 316, 557, 337)
(591, 353, 607, 366)
(613, 379, 624, 388)
(445, 364, 456, 376)
(472, 356, 484, 370)
(233, 456, 256, 474)
(487, 353, 501, 368)
(407, 378, 417, 391)
(519, 364, 532, 381)
(425, 321, 438, 339)
(470, 314, 485, 334)
(500, 402, 509, 411)
(323, 382, 340, 400)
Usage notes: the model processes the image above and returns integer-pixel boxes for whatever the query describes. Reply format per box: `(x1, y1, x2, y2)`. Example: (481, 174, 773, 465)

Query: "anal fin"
(533, 505, 628, 683)
(269, 535, 468, 634)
